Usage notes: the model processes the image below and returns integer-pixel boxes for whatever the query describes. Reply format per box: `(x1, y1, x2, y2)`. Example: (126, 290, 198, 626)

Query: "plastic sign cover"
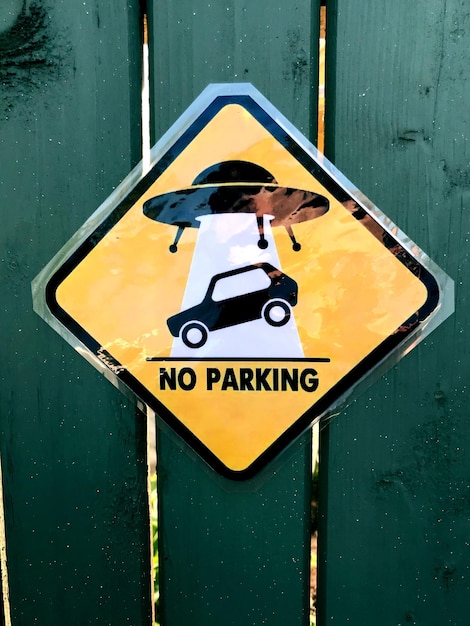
(33, 84, 453, 479)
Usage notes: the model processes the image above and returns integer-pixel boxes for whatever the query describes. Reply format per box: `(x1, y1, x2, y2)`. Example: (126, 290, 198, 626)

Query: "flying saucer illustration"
(143, 160, 329, 252)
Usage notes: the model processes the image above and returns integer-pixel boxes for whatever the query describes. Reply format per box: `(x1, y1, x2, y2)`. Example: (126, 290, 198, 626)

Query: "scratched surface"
(0, 1, 151, 623)
(319, 1, 469, 624)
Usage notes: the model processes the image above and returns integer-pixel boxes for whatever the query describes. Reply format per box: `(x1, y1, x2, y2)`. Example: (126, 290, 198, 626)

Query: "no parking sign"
(33, 84, 452, 478)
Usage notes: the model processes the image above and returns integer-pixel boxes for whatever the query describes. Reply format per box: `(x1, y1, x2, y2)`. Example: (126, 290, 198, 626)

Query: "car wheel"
(262, 299, 291, 327)
(180, 321, 209, 348)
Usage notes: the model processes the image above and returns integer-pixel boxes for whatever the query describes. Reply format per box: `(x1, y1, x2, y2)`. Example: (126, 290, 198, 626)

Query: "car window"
(211, 268, 270, 301)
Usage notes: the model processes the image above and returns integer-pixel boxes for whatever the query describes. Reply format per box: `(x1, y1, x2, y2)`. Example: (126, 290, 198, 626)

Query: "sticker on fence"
(32, 84, 453, 478)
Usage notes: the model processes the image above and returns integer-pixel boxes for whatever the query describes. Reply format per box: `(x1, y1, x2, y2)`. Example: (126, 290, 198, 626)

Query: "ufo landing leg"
(285, 225, 302, 251)
(257, 216, 269, 249)
(169, 224, 186, 253)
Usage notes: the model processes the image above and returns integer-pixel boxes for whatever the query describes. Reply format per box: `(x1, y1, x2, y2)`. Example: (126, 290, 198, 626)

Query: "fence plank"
(147, 1, 321, 623)
(157, 424, 313, 625)
(319, 1, 469, 624)
(148, 0, 319, 142)
(0, 2, 151, 623)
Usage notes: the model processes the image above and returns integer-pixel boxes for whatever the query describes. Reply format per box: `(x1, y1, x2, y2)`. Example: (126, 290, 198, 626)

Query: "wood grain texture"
(0, 2, 151, 624)
(157, 423, 313, 626)
(148, 0, 319, 142)
(319, 1, 469, 624)
(147, 1, 322, 624)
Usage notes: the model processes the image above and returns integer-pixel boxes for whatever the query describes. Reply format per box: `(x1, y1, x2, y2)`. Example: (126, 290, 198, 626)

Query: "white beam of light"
(170, 214, 304, 359)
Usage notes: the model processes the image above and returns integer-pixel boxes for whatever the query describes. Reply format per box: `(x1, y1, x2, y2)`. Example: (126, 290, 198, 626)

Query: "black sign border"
(44, 93, 440, 480)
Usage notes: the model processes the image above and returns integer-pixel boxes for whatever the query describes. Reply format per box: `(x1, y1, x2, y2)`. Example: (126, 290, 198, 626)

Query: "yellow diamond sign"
(33, 84, 452, 478)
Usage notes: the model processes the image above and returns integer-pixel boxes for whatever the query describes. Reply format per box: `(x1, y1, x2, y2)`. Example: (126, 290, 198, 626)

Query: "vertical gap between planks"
(0, 457, 11, 626)
(142, 9, 157, 624)
(142, 12, 151, 171)
(322, 0, 336, 163)
(146, 408, 158, 626)
(312, 5, 326, 623)
(317, 3, 326, 153)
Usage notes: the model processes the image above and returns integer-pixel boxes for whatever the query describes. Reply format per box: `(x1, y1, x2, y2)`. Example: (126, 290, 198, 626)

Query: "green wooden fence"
(319, 2, 469, 624)
(0, 2, 150, 624)
(1, 1, 467, 624)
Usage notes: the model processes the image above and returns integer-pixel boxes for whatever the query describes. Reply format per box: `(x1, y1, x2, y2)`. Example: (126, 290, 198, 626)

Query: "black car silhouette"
(167, 263, 298, 348)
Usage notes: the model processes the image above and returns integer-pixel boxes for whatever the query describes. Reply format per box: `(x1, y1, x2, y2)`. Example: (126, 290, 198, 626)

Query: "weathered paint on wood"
(319, 1, 469, 624)
(0, 2, 151, 624)
(147, 1, 321, 623)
